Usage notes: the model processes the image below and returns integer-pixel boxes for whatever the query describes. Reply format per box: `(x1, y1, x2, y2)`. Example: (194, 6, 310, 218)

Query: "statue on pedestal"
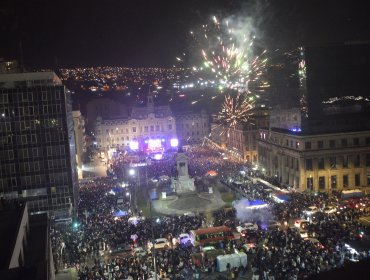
(172, 152, 195, 194)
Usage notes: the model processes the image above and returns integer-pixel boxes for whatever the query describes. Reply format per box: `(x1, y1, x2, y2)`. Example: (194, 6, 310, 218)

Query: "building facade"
(0, 72, 78, 217)
(95, 95, 177, 150)
(258, 43, 370, 194)
(72, 110, 86, 179)
(175, 109, 210, 145)
(209, 106, 269, 163)
(85, 97, 128, 133)
(258, 128, 370, 193)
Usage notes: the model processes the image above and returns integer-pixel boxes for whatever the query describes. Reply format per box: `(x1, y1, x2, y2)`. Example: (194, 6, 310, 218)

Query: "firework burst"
(216, 93, 255, 135)
(186, 15, 268, 92)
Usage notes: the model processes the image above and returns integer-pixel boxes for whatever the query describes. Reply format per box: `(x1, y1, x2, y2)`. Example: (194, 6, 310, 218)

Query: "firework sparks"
(217, 93, 255, 134)
(188, 15, 268, 92)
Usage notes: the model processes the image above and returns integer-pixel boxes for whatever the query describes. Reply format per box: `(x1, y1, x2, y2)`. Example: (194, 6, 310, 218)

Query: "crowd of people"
(50, 144, 370, 280)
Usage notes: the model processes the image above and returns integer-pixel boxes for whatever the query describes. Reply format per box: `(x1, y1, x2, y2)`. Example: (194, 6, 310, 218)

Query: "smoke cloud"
(233, 198, 273, 223)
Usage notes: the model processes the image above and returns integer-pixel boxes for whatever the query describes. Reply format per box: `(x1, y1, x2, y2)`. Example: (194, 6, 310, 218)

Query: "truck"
(216, 252, 247, 272)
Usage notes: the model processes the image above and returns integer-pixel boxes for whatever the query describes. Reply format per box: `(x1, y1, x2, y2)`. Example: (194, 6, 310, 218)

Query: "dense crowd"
(51, 145, 370, 280)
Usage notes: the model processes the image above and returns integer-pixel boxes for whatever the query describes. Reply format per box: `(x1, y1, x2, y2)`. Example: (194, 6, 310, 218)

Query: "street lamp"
(129, 169, 135, 176)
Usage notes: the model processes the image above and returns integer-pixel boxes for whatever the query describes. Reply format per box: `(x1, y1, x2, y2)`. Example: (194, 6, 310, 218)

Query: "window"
(355, 174, 360, 187)
(295, 142, 300, 149)
(342, 156, 348, 168)
(366, 154, 370, 167)
(150, 126, 154, 132)
(354, 155, 360, 167)
(331, 175, 337, 189)
(353, 138, 359, 146)
(305, 159, 313, 171)
(318, 158, 325, 170)
(366, 137, 370, 145)
(329, 157, 336, 169)
(367, 173, 370, 186)
(8, 150, 14, 160)
(319, 176, 325, 190)
(144, 126, 148, 132)
(132, 127, 136, 133)
(329, 140, 335, 148)
(168, 124, 172, 130)
(156, 125, 160, 131)
(306, 178, 313, 191)
(317, 140, 324, 149)
(343, 175, 349, 188)
(305, 141, 311, 150)
(341, 138, 348, 147)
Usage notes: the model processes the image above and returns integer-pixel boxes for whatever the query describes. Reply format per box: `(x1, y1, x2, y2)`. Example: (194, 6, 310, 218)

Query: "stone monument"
(172, 152, 195, 194)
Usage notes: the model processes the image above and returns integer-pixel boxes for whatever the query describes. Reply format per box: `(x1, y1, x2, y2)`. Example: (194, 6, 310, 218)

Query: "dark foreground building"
(0, 201, 55, 280)
(0, 70, 78, 218)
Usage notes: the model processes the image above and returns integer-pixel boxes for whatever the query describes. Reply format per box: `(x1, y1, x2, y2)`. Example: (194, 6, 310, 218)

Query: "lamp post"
(149, 196, 158, 280)
(126, 191, 132, 212)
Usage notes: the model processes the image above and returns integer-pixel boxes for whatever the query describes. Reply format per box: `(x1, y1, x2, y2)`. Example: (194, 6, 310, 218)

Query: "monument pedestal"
(172, 152, 196, 194)
(172, 176, 195, 194)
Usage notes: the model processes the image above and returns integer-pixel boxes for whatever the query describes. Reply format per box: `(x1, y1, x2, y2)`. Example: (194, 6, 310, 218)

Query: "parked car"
(323, 205, 337, 214)
(133, 247, 147, 257)
(303, 206, 319, 216)
(294, 219, 310, 229)
(304, 238, 324, 249)
(298, 229, 309, 239)
(109, 243, 132, 254)
(177, 233, 191, 245)
(236, 222, 258, 233)
(201, 246, 216, 253)
(153, 238, 169, 250)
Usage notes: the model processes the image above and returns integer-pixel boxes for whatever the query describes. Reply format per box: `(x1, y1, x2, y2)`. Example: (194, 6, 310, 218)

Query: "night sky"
(1, 0, 369, 68)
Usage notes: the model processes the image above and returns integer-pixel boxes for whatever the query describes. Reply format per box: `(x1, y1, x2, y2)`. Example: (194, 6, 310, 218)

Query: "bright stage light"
(170, 138, 179, 147)
(130, 141, 139, 150)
